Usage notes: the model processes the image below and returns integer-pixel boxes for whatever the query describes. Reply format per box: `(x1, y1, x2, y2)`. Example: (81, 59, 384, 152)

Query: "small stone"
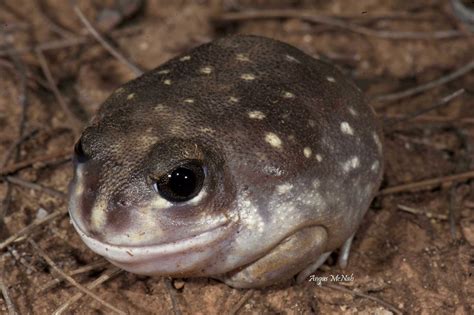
(36, 208, 49, 220)
(172, 279, 185, 290)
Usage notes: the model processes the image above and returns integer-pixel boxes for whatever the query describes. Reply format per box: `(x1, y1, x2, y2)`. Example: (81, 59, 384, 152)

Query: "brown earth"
(0, 0, 473, 314)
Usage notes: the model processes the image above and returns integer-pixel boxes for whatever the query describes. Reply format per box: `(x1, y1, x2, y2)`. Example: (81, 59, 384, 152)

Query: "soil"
(0, 0, 473, 314)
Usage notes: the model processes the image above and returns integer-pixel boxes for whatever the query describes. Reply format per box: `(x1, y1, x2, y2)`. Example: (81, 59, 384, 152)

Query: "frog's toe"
(337, 232, 355, 269)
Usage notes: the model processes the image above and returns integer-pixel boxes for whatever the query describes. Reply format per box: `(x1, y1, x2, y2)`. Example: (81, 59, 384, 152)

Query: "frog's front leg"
(217, 226, 328, 288)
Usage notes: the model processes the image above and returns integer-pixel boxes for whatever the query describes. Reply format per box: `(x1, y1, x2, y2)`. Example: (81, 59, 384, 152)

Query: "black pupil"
(154, 162, 205, 202)
(167, 167, 197, 197)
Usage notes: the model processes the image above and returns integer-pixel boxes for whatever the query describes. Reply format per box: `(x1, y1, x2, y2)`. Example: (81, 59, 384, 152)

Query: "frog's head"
(68, 109, 238, 276)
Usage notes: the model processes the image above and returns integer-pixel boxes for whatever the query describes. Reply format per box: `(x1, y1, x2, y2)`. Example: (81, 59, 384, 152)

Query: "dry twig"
(6, 245, 38, 274)
(72, 3, 143, 76)
(6, 44, 29, 159)
(322, 283, 403, 315)
(397, 204, 448, 220)
(383, 88, 465, 128)
(229, 290, 254, 315)
(40, 260, 109, 292)
(0, 129, 39, 169)
(0, 149, 71, 177)
(379, 170, 474, 195)
(0, 37, 31, 231)
(164, 278, 182, 315)
(53, 267, 122, 315)
(35, 49, 83, 136)
(0, 274, 18, 315)
(380, 114, 474, 125)
(6, 176, 66, 200)
(215, 10, 463, 40)
(36, 1, 75, 38)
(0, 210, 65, 251)
(0, 25, 142, 57)
(0, 58, 50, 90)
(372, 60, 474, 103)
(29, 240, 126, 315)
(0, 211, 66, 251)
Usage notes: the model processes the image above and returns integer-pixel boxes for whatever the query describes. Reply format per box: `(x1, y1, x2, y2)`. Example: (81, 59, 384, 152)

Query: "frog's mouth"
(70, 218, 236, 276)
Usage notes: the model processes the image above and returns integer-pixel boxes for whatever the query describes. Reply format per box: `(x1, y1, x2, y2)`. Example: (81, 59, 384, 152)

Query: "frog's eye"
(153, 161, 205, 202)
(73, 137, 89, 163)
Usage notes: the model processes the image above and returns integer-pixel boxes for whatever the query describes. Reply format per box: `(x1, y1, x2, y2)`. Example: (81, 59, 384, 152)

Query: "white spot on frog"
(373, 133, 382, 153)
(265, 132, 282, 149)
(199, 127, 215, 134)
(276, 183, 293, 195)
(229, 96, 239, 103)
(200, 66, 212, 74)
(303, 147, 312, 158)
(127, 93, 135, 100)
(248, 111, 266, 120)
(154, 104, 166, 111)
(184, 98, 194, 104)
(180, 55, 191, 61)
(340, 122, 354, 135)
(326, 76, 336, 83)
(371, 160, 380, 172)
(342, 156, 360, 172)
(114, 87, 124, 94)
(164, 79, 172, 85)
(282, 91, 295, 98)
(241, 73, 256, 81)
(348, 107, 358, 116)
(236, 53, 250, 62)
(158, 69, 170, 74)
(315, 154, 323, 162)
(285, 54, 300, 63)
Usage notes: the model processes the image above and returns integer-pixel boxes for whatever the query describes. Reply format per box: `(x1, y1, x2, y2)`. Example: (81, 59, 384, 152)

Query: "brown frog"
(68, 35, 383, 288)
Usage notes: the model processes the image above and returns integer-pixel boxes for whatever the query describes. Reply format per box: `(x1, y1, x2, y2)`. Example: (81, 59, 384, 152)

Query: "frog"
(68, 35, 383, 288)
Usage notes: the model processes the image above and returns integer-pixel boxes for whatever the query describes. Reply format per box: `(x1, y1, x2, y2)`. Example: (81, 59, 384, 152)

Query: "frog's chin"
(70, 218, 236, 276)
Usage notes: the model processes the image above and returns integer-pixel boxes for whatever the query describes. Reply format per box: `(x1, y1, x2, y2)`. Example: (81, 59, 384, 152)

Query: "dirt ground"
(0, 0, 473, 314)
